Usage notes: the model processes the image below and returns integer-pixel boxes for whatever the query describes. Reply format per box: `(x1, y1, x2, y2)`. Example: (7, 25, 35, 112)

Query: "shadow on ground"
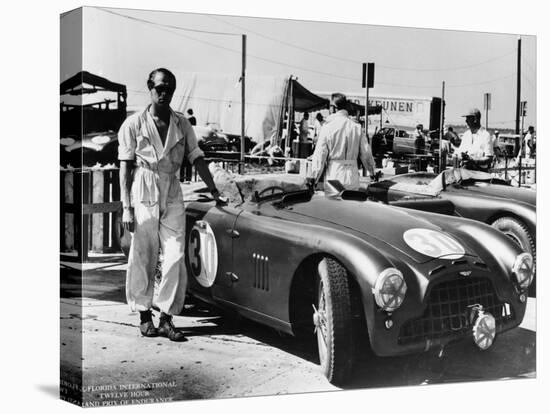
(183, 302, 536, 390)
(61, 266, 126, 303)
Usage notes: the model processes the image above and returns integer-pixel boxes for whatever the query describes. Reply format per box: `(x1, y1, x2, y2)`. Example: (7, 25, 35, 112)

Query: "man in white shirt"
(524, 126, 535, 158)
(311, 93, 375, 194)
(456, 108, 493, 171)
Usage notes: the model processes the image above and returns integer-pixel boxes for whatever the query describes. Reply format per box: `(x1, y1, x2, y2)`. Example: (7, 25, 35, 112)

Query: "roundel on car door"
(188, 220, 218, 288)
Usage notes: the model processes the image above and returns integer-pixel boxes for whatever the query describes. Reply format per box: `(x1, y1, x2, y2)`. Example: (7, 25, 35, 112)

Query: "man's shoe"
(158, 314, 187, 342)
(140, 321, 159, 337)
(139, 310, 158, 337)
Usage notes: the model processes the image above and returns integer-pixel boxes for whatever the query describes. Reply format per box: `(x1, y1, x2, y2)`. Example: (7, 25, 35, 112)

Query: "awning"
(61, 71, 127, 95)
(291, 79, 329, 112)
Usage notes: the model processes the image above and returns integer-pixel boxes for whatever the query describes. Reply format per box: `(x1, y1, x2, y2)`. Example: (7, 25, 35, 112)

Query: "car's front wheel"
(491, 216, 536, 294)
(491, 217, 535, 262)
(313, 257, 354, 386)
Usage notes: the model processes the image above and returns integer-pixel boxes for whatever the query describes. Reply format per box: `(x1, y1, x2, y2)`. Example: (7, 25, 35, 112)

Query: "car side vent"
(252, 253, 270, 291)
(429, 265, 446, 276)
(451, 259, 468, 266)
(473, 261, 488, 269)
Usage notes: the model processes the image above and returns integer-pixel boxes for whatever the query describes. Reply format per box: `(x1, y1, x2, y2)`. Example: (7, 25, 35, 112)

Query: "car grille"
(398, 277, 514, 345)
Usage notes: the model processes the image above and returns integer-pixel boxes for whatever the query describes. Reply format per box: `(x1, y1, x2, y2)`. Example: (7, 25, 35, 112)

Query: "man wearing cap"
(456, 108, 493, 171)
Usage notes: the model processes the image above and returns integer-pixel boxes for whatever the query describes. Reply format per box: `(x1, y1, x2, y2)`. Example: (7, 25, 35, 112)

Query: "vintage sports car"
(366, 168, 536, 274)
(181, 172, 534, 385)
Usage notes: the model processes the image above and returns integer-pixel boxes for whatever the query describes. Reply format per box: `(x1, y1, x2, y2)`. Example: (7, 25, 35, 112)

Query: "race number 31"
(403, 228, 465, 260)
(188, 221, 218, 287)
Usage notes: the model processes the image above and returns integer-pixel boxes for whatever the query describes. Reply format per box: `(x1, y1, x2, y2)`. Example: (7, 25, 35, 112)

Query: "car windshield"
(208, 163, 310, 205)
(235, 175, 309, 202)
(386, 168, 493, 196)
(430, 168, 494, 190)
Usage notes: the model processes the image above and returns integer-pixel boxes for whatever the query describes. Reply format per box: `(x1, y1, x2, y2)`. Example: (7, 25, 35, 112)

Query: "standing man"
(299, 112, 310, 143)
(311, 93, 375, 194)
(186, 108, 197, 126)
(444, 126, 460, 149)
(492, 130, 500, 155)
(118, 68, 222, 341)
(456, 108, 494, 171)
(313, 112, 325, 148)
(524, 126, 535, 159)
(414, 124, 426, 155)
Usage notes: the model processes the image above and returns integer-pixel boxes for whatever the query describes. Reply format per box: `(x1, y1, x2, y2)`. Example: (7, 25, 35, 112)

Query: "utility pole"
(286, 76, 295, 157)
(362, 63, 374, 142)
(515, 36, 521, 135)
(484, 92, 491, 130)
(439, 81, 445, 173)
(239, 34, 246, 174)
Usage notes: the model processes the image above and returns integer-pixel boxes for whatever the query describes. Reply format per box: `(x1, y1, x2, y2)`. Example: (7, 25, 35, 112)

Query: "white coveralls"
(311, 110, 375, 194)
(118, 107, 204, 315)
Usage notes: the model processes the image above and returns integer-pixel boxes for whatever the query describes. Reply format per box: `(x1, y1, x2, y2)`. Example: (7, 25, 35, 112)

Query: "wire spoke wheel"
(313, 257, 354, 385)
(491, 216, 536, 294)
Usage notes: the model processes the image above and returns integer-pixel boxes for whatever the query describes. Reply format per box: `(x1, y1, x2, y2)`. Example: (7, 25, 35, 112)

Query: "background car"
(367, 169, 536, 293)
(193, 124, 230, 152)
(495, 133, 521, 157)
(371, 127, 440, 158)
(177, 174, 533, 385)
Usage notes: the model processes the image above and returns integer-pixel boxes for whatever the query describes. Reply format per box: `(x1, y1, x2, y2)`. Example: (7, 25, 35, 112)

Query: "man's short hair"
(331, 93, 347, 111)
(147, 68, 176, 90)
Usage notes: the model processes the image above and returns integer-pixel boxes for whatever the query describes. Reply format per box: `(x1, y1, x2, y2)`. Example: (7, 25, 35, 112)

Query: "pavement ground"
(60, 257, 536, 407)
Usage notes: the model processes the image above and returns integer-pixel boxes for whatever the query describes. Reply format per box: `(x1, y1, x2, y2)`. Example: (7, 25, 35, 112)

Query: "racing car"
(366, 168, 536, 276)
(180, 173, 534, 385)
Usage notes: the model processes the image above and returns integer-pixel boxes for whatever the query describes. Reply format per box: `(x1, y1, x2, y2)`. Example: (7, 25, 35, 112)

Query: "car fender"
(444, 191, 536, 236)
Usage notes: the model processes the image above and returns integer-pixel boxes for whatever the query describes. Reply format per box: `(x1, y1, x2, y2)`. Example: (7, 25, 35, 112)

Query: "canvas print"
(60, 6, 536, 407)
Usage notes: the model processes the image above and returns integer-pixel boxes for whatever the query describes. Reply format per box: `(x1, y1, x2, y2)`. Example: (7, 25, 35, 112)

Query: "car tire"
(491, 217, 535, 262)
(491, 216, 536, 295)
(314, 257, 354, 386)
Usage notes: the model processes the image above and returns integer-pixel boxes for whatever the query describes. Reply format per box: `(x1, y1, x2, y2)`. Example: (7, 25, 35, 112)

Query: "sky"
(61, 6, 536, 131)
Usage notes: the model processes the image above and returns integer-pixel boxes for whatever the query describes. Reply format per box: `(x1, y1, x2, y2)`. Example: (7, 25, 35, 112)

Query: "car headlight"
(373, 268, 407, 312)
(512, 252, 534, 290)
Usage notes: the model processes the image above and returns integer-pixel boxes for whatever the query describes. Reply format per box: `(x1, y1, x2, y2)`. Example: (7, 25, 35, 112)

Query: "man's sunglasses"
(152, 84, 175, 95)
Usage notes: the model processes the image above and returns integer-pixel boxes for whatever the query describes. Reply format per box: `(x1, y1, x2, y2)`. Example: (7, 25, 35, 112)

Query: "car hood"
(285, 195, 479, 264)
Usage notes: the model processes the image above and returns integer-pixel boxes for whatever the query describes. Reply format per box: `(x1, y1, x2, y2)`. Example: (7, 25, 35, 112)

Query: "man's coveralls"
(118, 107, 204, 315)
(311, 110, 375, 194)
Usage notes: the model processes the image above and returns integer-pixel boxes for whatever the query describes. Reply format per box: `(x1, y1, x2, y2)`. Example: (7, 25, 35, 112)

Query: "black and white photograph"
(58, 4, 540, 408)
(4, 1, 547, 413)
(58, 3, 541, 408)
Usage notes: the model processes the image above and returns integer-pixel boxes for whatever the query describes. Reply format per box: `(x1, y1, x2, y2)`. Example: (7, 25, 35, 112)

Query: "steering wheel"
(256, 185, 285, 198)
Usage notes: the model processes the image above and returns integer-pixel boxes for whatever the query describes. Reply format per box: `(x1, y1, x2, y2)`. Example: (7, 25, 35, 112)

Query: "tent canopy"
(61, 71, 127, 95)
(291, 79, 329, 112)
(171, 72, 327, 144)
